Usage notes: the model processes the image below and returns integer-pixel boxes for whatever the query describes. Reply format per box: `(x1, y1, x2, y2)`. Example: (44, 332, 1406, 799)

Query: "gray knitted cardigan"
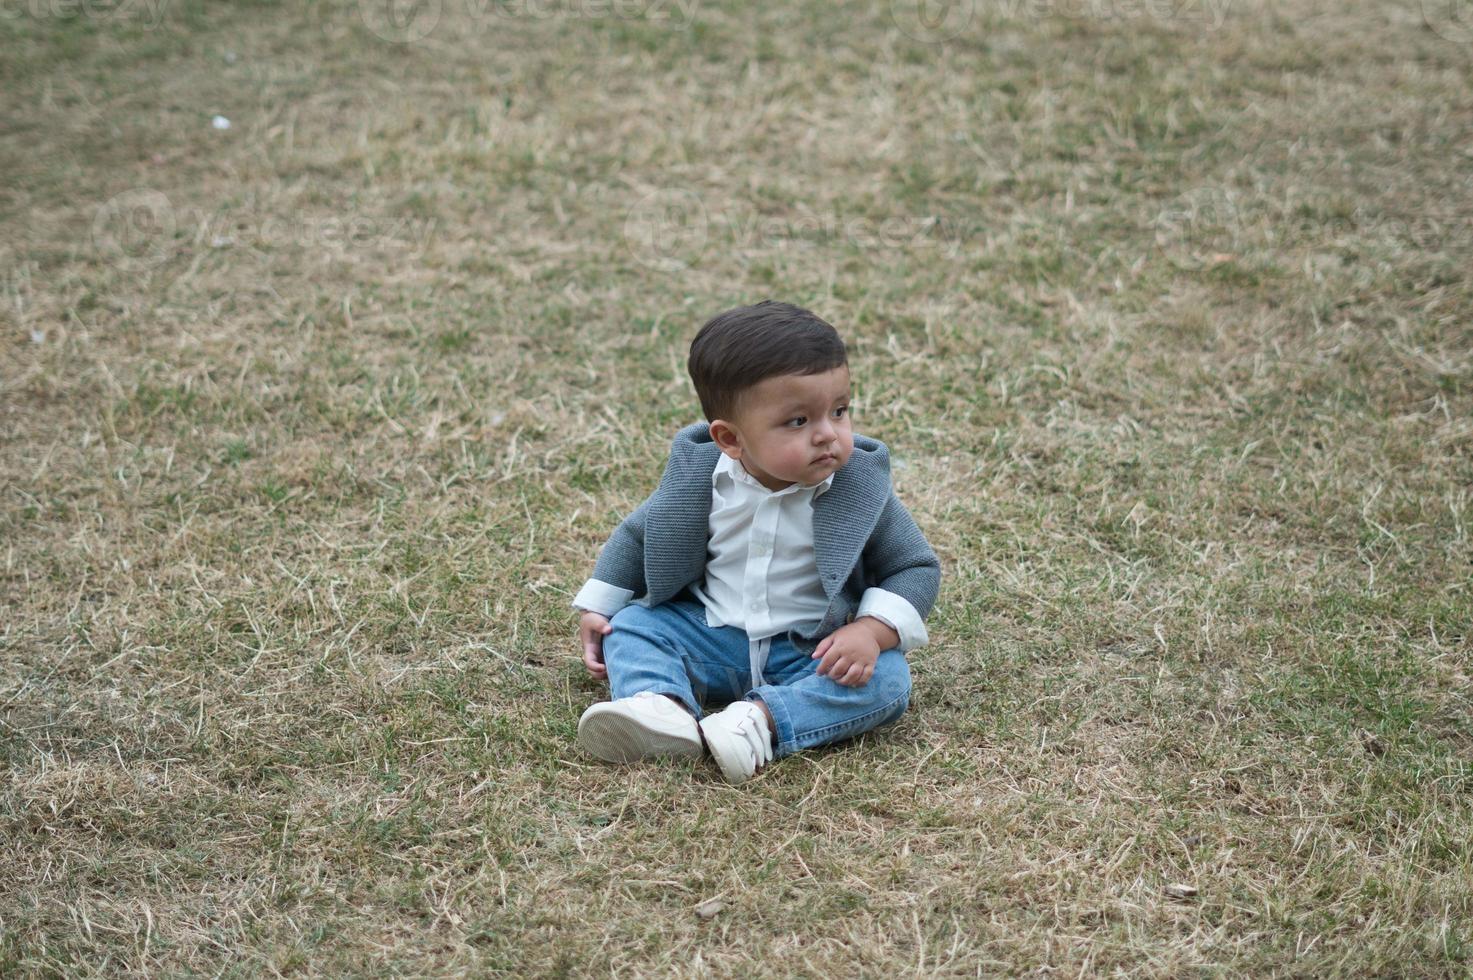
(589, 422, 941, 655)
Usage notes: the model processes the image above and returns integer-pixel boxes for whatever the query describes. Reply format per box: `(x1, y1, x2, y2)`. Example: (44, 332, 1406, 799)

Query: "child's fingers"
(811, 636, 832, 659)
(816, 648, 843, 677)
(826, 654, 854, 682)
(576, 614, 611, 679)
(582, 646, 607, 676)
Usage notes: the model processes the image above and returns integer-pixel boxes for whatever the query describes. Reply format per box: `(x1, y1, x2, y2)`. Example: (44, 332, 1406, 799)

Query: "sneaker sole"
(700, 728, 760, 784)
(706, 746, 752, 784)
(578, 707, 704, 764)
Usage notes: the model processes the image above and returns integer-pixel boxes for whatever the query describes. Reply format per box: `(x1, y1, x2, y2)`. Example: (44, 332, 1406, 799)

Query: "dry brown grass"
(2, 0, 1471, 974)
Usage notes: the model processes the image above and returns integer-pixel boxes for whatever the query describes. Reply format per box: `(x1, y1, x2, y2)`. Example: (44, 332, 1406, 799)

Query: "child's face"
(713, 366, 854, 492)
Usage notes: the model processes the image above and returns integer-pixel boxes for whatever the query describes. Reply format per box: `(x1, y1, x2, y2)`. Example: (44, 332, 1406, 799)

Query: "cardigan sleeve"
(856, 587, 930, 652)
(571, 578, 636, 618)
(579, 497, 652, 609)
(860, 493, 941, 626)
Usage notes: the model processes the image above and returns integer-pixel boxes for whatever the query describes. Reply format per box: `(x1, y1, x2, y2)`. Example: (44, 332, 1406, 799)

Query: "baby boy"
(572, 300, 940, 783)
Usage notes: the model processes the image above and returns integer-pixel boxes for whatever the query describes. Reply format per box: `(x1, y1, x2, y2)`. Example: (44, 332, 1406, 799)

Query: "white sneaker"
(699, 700, 774, 784)
(578, 691, 704, 764)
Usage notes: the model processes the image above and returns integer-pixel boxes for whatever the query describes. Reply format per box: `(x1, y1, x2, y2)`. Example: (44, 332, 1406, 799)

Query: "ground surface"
(2, 0, 1471, 975)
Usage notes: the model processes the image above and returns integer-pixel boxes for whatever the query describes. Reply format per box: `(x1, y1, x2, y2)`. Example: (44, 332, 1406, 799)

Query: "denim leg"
(745, 641, 911, 759)
(603, 601, 755, 719)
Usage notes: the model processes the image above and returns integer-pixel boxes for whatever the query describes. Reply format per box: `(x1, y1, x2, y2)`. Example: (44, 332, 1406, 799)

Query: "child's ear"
(709, 419, 743, 459)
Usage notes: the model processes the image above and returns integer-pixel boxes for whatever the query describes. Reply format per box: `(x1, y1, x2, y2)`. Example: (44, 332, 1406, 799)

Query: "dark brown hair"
(687, 300, 848, 422)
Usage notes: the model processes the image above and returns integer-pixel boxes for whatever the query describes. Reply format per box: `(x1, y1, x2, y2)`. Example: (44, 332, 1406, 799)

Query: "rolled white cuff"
(572, 578, 635, 619)
(856, 588, 930, 652)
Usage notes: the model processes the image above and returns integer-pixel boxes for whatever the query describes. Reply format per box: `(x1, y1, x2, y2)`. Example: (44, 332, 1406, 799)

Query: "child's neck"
(738, 458, 794, 493)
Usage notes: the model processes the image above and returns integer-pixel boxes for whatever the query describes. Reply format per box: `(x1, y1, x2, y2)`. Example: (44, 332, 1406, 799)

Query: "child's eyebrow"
(780, 398, 844, 412)
(775, 391, 850, 414)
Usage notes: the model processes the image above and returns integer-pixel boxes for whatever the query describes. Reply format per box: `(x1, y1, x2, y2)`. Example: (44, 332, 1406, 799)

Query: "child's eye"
(833, 405, 849, 419)
(786, 416, 807, 428)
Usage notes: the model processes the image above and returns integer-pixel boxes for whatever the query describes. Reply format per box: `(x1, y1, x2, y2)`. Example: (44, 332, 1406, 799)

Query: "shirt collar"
(713, 451, 834, 497)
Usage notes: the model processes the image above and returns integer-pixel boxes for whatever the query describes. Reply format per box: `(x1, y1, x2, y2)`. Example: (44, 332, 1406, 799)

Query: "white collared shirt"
(690, 452, 834, 643)
(573, 453, 929, 687)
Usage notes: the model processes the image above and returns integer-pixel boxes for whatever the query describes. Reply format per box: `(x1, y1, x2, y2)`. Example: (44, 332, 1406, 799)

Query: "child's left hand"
(810, 622, 884, 687)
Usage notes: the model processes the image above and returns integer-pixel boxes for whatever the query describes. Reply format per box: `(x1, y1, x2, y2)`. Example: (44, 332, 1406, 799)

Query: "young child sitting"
(572, 300, 941, 784)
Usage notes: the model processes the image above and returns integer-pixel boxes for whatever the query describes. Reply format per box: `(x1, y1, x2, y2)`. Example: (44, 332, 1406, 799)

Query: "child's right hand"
(579, 611, 613, 681)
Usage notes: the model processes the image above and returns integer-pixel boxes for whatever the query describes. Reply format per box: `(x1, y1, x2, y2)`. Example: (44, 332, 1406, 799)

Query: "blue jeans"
(602, 599, 911, 759)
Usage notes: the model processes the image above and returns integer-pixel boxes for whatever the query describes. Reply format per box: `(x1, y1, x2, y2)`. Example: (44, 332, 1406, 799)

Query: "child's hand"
(810, 622, 883, 687)
(579, 611, 613, 681)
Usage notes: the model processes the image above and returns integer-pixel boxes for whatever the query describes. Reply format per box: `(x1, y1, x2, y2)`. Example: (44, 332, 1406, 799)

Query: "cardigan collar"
(645, 422, 893, 602)
(711, 449, 836, 498)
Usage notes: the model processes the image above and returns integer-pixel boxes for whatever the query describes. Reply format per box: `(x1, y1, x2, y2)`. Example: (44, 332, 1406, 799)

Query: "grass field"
(3, 0, 1471, 974)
